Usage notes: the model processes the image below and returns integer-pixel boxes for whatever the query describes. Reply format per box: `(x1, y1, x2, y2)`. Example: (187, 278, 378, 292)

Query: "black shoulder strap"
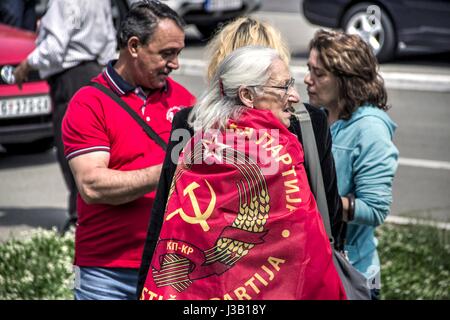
(88, 82, 167, 151)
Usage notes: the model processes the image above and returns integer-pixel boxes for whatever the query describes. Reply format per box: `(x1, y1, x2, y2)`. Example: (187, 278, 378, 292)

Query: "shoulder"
(304, 103, 328, 119)
(174, 106, 192, 119)
(349, 110, 398, 156)
(66, 79, 112, 123)
(68, 85, 107, 113)
(304, 103, 328, 127)
(304, 103, 329, 133)
(69, 87, 102, 108)
(354, 113, 393, 140)
(70, 75, 106, 102)
(172, 107, 193, 130)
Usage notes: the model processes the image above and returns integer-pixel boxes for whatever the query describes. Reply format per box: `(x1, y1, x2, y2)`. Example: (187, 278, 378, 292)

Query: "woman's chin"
(279, 114, 291, 128)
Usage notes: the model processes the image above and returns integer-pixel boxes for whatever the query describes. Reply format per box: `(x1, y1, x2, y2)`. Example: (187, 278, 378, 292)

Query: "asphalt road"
(1, 7, 449, 241)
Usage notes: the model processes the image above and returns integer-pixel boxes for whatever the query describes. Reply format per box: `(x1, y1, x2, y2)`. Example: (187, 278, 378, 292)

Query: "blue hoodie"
(330, 105, 399, 282)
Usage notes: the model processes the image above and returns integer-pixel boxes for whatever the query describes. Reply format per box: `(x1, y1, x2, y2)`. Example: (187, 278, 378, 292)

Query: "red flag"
(141, 108, 346, 300)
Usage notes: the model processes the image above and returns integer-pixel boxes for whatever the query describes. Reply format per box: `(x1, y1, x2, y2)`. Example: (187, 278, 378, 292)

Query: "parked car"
(0, 24, 53, 153)
(302, 0, 450, 62)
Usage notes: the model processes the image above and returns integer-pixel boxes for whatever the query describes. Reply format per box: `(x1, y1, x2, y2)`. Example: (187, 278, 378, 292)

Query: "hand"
(13, 60, 32, 90)
(341, 196, 350, 222)
(341, 194, 355, 222)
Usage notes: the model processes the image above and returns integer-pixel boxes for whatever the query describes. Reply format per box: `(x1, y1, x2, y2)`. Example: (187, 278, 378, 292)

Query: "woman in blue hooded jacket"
(304, 29, 399, 299)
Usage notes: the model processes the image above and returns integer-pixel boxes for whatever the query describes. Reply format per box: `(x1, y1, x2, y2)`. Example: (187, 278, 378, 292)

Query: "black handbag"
(293, 103, 371, 300)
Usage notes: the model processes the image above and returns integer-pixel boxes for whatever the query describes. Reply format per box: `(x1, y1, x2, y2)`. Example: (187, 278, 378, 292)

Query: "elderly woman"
(136, 19, 346, 298)
(304, 29, 399, 299)
(137, 46, 346, 300)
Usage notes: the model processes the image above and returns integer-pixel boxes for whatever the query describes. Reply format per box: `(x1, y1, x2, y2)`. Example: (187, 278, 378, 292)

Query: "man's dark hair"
(117, 0, 185, 49)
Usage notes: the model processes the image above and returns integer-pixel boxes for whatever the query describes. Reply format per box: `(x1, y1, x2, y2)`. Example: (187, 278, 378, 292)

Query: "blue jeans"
(74, 266, 139, 300)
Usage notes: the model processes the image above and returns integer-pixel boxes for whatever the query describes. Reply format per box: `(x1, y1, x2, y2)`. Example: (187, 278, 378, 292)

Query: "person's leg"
(48, 78, 78, 232)
(22, 0, 37, 31)
(362, 254, 381, 300)
(371, 288, 381, 300)
(0, 0, 25, 28)
(74, 267, 139, 300)
(48, 62, 102, 231)
(51, 99, 78, 231)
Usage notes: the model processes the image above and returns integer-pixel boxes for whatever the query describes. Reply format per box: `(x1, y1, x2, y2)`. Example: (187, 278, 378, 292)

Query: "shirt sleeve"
(27, 0, 75, 71)
(351, 119, 399, 226)
(62, 88, 111, 160)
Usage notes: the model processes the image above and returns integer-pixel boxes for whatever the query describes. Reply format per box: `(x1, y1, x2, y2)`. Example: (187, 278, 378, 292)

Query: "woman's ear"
(238, 86, 254, 108)
(127, 37, 140, 58)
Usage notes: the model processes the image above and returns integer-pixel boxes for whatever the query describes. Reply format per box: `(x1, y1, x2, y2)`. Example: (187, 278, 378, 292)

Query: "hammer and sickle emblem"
(166, 179, 216, 232)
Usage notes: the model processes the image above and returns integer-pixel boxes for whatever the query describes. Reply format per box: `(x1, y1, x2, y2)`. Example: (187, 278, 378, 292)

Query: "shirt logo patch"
(166, 106, 183, 123)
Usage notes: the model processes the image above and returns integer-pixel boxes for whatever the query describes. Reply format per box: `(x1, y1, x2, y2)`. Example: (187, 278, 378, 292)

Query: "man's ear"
(127, 37, 140, 58)
(238, 86, 255, 108)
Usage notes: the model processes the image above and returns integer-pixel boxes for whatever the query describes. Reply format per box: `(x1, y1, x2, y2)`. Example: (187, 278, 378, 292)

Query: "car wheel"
(3, 137, 54, 154)
(342, 2, 396, 62)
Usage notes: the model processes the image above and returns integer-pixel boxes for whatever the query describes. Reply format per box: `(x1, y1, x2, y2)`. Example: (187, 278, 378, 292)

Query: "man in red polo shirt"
(62, 1, 195, 300)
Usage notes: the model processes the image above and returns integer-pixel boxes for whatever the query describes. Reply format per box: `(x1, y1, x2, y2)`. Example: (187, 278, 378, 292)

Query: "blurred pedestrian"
(0, 0, 37, 31)
(304, 29, 399, 299)
(62, 1, 195, 300)
(13, 0, 117, 231)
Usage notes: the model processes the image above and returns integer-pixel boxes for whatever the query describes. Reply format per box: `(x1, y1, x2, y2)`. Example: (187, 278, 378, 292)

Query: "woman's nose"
(289, 87, 300, 103)
(304, 72, 312, 86)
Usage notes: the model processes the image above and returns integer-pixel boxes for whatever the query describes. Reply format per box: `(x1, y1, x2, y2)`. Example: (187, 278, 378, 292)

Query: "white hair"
(188, 46, 280, 132)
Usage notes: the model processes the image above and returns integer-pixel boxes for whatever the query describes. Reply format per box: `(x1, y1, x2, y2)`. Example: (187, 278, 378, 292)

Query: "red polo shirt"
(62, 61, 195, 268)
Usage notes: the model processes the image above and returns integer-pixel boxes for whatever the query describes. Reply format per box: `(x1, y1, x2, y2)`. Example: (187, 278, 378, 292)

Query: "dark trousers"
(47, 61, 102, 227)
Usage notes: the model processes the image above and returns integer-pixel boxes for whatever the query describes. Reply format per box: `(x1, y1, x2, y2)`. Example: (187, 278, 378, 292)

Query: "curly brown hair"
(309, 29, 389, 120)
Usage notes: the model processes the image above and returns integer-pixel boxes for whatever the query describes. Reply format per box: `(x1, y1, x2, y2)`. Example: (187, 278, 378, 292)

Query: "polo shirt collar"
(103, 60, 169, 97)
(104, 60, 135, 96)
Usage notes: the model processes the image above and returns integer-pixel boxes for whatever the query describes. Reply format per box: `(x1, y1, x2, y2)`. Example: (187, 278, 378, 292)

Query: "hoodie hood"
(332, 105, 397, 138)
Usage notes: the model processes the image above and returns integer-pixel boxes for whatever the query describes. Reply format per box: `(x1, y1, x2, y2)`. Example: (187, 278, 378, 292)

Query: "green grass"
(377, 223, 450, 300)
(0, 223, 448, 300)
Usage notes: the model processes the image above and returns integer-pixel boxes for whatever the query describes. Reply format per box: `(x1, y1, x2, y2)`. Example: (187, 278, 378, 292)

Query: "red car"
(0, 23, 53, 153)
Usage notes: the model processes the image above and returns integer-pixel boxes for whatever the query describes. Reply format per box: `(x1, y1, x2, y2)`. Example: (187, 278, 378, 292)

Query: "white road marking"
(290, 66, 450, 93)
(399, 157, 450, 170)
(177, 58, 450, 93)
(386, 215, 450, 230)
(381, 72, 450, 92)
